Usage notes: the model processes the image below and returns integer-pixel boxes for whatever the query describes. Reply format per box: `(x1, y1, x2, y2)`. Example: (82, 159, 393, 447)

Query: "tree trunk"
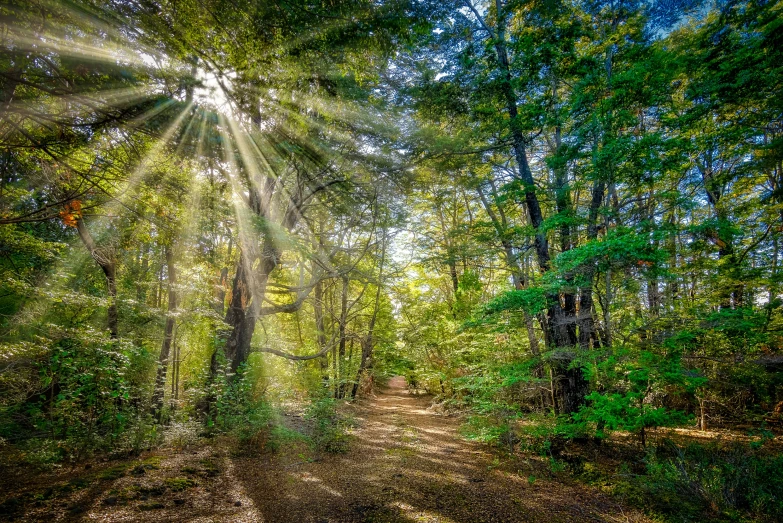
(171, 329, 180, 401)
(76, 217, 118, 339)
(699, 155, 743, 309)
(221, 220, 283, 372)
(137, 244, 149, 304)
(214, 238, 231, 315)
(491, 15, 587, 414)
(476, 184, 548, 408)
(153, 246, 177, 413)
(351, 338, 374, 399)
(313, 278, 329, 383)
(351, 225, 387, 398)
(577, 179, 606, 349)
(219, 173, 309, 374)
(215, 267, 228, 315)
(337, 275, 349, 398)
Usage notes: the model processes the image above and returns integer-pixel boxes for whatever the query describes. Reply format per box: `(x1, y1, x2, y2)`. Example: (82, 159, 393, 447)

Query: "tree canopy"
(2, 1, 783, 521)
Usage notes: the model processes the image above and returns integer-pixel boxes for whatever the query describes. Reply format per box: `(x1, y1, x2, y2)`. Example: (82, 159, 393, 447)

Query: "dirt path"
(233, 377, 649, 523)
(1, 378, 650, 522)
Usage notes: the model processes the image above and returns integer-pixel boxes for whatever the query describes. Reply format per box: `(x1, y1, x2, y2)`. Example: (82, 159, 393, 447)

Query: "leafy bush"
(460, 414, 516, 451)
(114, 413, 160, 455)
(577, 348, 703, 446)
(304, 394, 351, 453)
(18, 439, 63, 469)
(266, 425, 309, 452)
(1, 331, 148, 462)
(207, 363, 274, 442)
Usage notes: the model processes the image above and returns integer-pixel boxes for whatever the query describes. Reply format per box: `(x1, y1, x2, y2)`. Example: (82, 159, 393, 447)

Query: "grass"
(164, 477, 198, 491)
(99, 464, 128, 481)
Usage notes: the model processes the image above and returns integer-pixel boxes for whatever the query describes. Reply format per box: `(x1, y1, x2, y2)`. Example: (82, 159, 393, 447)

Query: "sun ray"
(0, 90, 174, 147)
(97, 101, 195, 216)
(3, 1, 173, 71)
(7, 32, 150, 69)
(6, 101, 196, 331)
(215, 113, 267, 310)
(226, 116, 321, 262)
(165, 106, 210, 252)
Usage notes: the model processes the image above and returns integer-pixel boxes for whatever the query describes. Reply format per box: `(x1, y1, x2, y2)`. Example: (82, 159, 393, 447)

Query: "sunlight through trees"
(1, 1, 782, 521)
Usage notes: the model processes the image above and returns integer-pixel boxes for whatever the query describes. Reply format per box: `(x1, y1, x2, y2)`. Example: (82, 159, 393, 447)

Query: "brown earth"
(234, 376, 650, 523)
(0, 377, 651, 522)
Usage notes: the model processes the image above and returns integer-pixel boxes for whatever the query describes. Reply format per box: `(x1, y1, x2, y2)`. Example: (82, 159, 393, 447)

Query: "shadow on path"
(233, 377, 649, 523)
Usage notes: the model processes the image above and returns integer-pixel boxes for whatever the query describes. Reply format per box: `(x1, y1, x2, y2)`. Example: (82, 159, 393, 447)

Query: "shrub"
(304, 395, 351, 453)
(619, 441, 783, 522)
(207, 363, 274, 442)
(19, 438, 63, 469)
(577, 348, 703, 446)
(460, 414, 515, 451)
(1, 332, 148, 463)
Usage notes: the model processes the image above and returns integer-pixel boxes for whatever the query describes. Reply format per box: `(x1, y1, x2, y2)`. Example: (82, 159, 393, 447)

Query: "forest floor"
(0, 377, 652, 523)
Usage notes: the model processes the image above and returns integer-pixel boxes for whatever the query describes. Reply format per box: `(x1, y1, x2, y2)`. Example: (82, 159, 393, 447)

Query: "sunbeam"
(5, 3, 774, 522)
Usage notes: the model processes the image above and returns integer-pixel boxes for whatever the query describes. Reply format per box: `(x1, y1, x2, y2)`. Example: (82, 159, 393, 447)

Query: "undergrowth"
(304, 394, 353, 453)
(462, 409, 783, 522)
(609, 440, 783, 522)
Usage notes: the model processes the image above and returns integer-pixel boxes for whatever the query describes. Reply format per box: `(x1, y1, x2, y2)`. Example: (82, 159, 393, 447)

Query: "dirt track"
(0, 377, 650, 522)
(232, 376, 649, 523)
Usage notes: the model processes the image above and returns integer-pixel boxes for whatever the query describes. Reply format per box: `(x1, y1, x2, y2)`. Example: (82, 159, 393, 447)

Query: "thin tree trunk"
(76, 217, 118, 339)
(351, 225, 388, 399)
(171, 325, 179, 401)
(215, 267, 228, 314)
(338, 275, 349, 398)
(577, 178, 606, 349)
(314, 277, 329, 383)
(137, 244, 149, 304)
(153, 246, 177, 413)
(330, 281, 338, 398)
(477, 184, 547, 407)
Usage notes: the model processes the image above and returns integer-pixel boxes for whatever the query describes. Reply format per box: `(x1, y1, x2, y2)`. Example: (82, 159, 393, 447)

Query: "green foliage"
(578, 348, 703, 444)
(0, 226, 64, 321)
(555, 227, 670, 278)
(615, 442, 783, 522)
(460, 413, 517, 452)
(454, 269, 483, 317)
(207, 364, 274, 443)
(0, 328, 153, 461)
(16, 439, 63, 470)
(304, 393, 352, 453)
(480, 287, 548, 317)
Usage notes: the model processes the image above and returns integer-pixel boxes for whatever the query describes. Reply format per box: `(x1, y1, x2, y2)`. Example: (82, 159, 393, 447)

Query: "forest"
(1, 0, 782, 522)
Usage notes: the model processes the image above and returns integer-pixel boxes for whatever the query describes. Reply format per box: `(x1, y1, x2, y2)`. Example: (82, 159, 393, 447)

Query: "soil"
(0, 377, 651, 522)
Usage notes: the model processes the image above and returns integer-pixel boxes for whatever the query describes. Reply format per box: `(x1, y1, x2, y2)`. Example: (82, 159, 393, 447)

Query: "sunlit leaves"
(555, 226, 669, 277)
(58, 200, 82, 228)
(480, 287, 548, 316)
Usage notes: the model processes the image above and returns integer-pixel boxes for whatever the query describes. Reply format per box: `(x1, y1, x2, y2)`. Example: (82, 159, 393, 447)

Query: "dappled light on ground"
(0, 446, 262, 523)
(232, 377, 652, 523)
